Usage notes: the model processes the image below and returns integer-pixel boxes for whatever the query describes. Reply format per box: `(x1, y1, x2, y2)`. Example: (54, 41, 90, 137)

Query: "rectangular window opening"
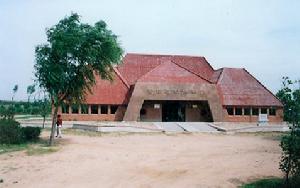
(244, 108, 251, 116)
(110, 105, 118, 114)
(252, 108, 259, 116)
(62, 104, 69, 114)
(226, 107, 234, 115)
(101, 105, 108, 114)
(71, 104, 79, 114)
(235, 107, 242, 116)
(81, 104, 88, 114)
(261, 108, 268, 114)
(91, 105, 98, 114)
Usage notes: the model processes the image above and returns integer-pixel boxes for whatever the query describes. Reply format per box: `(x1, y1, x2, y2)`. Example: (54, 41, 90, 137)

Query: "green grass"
(0, 143, 29, 154)
(240, 178, 284, 188)
(26, 145, 59, 156)
(0, 138, 60, 156)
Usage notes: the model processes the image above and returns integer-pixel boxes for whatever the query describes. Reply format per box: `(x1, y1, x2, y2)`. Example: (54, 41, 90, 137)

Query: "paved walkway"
(18, 118, 289, 133)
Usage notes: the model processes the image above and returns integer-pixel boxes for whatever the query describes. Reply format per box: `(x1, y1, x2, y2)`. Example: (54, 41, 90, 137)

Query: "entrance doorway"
(162, 101, 185, 122)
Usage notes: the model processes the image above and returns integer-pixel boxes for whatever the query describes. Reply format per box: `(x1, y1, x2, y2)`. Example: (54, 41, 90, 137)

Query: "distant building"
(59, 53, 283, 122)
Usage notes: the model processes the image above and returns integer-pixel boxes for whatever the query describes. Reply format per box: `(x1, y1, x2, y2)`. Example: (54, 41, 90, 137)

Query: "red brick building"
(59, 53, 283, 122)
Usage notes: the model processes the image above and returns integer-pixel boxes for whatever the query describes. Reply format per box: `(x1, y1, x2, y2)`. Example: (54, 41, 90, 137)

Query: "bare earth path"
(0, 132, 282, 188)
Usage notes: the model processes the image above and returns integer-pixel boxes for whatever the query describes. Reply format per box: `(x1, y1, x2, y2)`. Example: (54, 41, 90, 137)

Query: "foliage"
(276, 77, 300, 122)
(34, 13, 123, 145)
(240, 177, 284, 188)
(0, 100, 51, 116)
(26, 84, 36, 102)
(277, 77, 300, 186)
(21, 127, 41, 141)
(0, 119, 24, 144)
(0, 119, 41, 144)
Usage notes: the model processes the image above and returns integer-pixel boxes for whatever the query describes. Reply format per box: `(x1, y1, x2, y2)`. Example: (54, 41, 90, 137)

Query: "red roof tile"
(217, 68, 283, 107)
(117, 53, 214, 85)
(85, 69, 130, 104)
(137, 61, 208, 83)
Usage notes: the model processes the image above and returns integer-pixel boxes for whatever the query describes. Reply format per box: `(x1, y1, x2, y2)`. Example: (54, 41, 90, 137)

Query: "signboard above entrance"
(146, 89, 205, 97)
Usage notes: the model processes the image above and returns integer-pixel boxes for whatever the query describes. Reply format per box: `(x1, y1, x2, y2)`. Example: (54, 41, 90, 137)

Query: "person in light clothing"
(56, 114, 63, 138)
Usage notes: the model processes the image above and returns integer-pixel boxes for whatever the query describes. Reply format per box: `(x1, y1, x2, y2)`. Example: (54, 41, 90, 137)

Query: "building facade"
(59, 53, 283, 122)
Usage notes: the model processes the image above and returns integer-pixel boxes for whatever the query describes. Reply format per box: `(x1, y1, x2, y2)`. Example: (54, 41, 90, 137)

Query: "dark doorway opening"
(162, 101, 185, 122)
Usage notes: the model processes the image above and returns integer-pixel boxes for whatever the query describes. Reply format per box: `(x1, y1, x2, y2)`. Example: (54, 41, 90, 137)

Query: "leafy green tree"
(34, 13, 123, 145)
(277, 77, 300, 186)
(27, 84, 36, 103)
(12, 84, 18, 102)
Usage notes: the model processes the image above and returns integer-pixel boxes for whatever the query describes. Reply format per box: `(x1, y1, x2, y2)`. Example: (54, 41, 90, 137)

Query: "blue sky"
(0, 0, 299, 100)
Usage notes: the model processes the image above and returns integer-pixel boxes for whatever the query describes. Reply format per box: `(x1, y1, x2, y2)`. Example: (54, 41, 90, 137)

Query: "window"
(81, 104, 88, 114)
(269, 108, 276, 116)
(244, 108, 251, 115)
(91, 105, 98, 114)
(235, 108, 242, 115)
(71, 105, 79, 114)
(62, 104, 69, 114)
(101, 105, 108, 114)
(226, 107, 234, 115)
(252, 108, 259, 115)
(110, 105, 118, 114)
(261, 108, 268, 114)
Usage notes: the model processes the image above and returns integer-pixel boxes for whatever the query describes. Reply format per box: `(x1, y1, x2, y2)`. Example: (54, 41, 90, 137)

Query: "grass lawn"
(241, 177, 300, 188)
(0, 138, 59, 156)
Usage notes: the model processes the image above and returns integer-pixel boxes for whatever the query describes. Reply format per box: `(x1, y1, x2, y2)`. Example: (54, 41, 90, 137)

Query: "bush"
(0, 119, 41, 144)
(22, 127, 41, 141)
(241, 178, 284, 188)
(0, 119, 23, 144)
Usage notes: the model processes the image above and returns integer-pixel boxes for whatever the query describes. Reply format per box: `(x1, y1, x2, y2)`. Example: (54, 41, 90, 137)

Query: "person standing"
(56, 114, 63, 138)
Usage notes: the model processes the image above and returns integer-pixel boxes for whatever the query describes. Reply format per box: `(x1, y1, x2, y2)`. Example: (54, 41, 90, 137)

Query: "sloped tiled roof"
(84, 53, 282, 107)
(85, 68, 130, 104)
(217, 68, 283, 107)
(137, 60, 209, 83)
(117, 53, 214, 85)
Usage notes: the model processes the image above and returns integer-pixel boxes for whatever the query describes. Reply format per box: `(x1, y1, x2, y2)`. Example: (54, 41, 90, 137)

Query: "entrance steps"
(154, 122, 218, 133)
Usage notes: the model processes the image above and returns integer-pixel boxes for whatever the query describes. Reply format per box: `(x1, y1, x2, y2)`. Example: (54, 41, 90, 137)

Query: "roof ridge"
(242, 68, 283, 107)
(136, 61, 169, 82)
(113, 67, 130, 88)
(171, 60, 213, 83)
(126, 52, 205, 59)
(215, 68, 224, 84)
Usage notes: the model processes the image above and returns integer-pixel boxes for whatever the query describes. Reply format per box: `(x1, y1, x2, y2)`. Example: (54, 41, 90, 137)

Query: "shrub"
(0, 119, 23, 144)
(22, 127, 41, 141)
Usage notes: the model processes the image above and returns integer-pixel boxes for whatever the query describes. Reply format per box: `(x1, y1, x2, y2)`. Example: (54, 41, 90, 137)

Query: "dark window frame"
(62, 104, 69, 114)
(71, 104, 79, 114)
(81, 104, 88, 114)
(235, 107, 242, 116)
(244, 108, 251, 116)
(110, 105, 118, 114)
(252, 108, 259, 116)
(101, 105, 108, 114)
(91, 105, 99, 114)
(261, 108, 268, 114)
(226, 107, 234, 116)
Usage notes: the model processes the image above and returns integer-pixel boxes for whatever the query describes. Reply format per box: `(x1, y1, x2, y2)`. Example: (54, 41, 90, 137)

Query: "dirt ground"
(0, 131, 283, 188)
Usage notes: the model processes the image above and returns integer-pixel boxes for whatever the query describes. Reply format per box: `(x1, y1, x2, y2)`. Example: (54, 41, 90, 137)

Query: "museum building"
(59, 53, 283, 122)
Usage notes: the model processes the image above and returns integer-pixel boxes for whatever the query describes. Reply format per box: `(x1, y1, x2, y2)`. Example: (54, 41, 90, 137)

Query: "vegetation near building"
(34, 13, 123, 145)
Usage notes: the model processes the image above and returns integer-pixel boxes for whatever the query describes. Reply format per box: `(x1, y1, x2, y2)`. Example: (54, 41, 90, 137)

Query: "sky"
(0, 0, 299, 101)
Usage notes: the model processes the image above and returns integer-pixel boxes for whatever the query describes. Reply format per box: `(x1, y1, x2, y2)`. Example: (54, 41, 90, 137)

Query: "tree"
(12, 84, 18, 102)
(277, 77, 300, 186)
(39, 92, 51, 129)
(34, 13, 123, 145)
(27, 84, 36, 103)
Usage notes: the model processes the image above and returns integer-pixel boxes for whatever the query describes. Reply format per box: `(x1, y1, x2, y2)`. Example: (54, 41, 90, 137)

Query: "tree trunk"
(42, 115, 46, 129)
(49, 105, 58, 146)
